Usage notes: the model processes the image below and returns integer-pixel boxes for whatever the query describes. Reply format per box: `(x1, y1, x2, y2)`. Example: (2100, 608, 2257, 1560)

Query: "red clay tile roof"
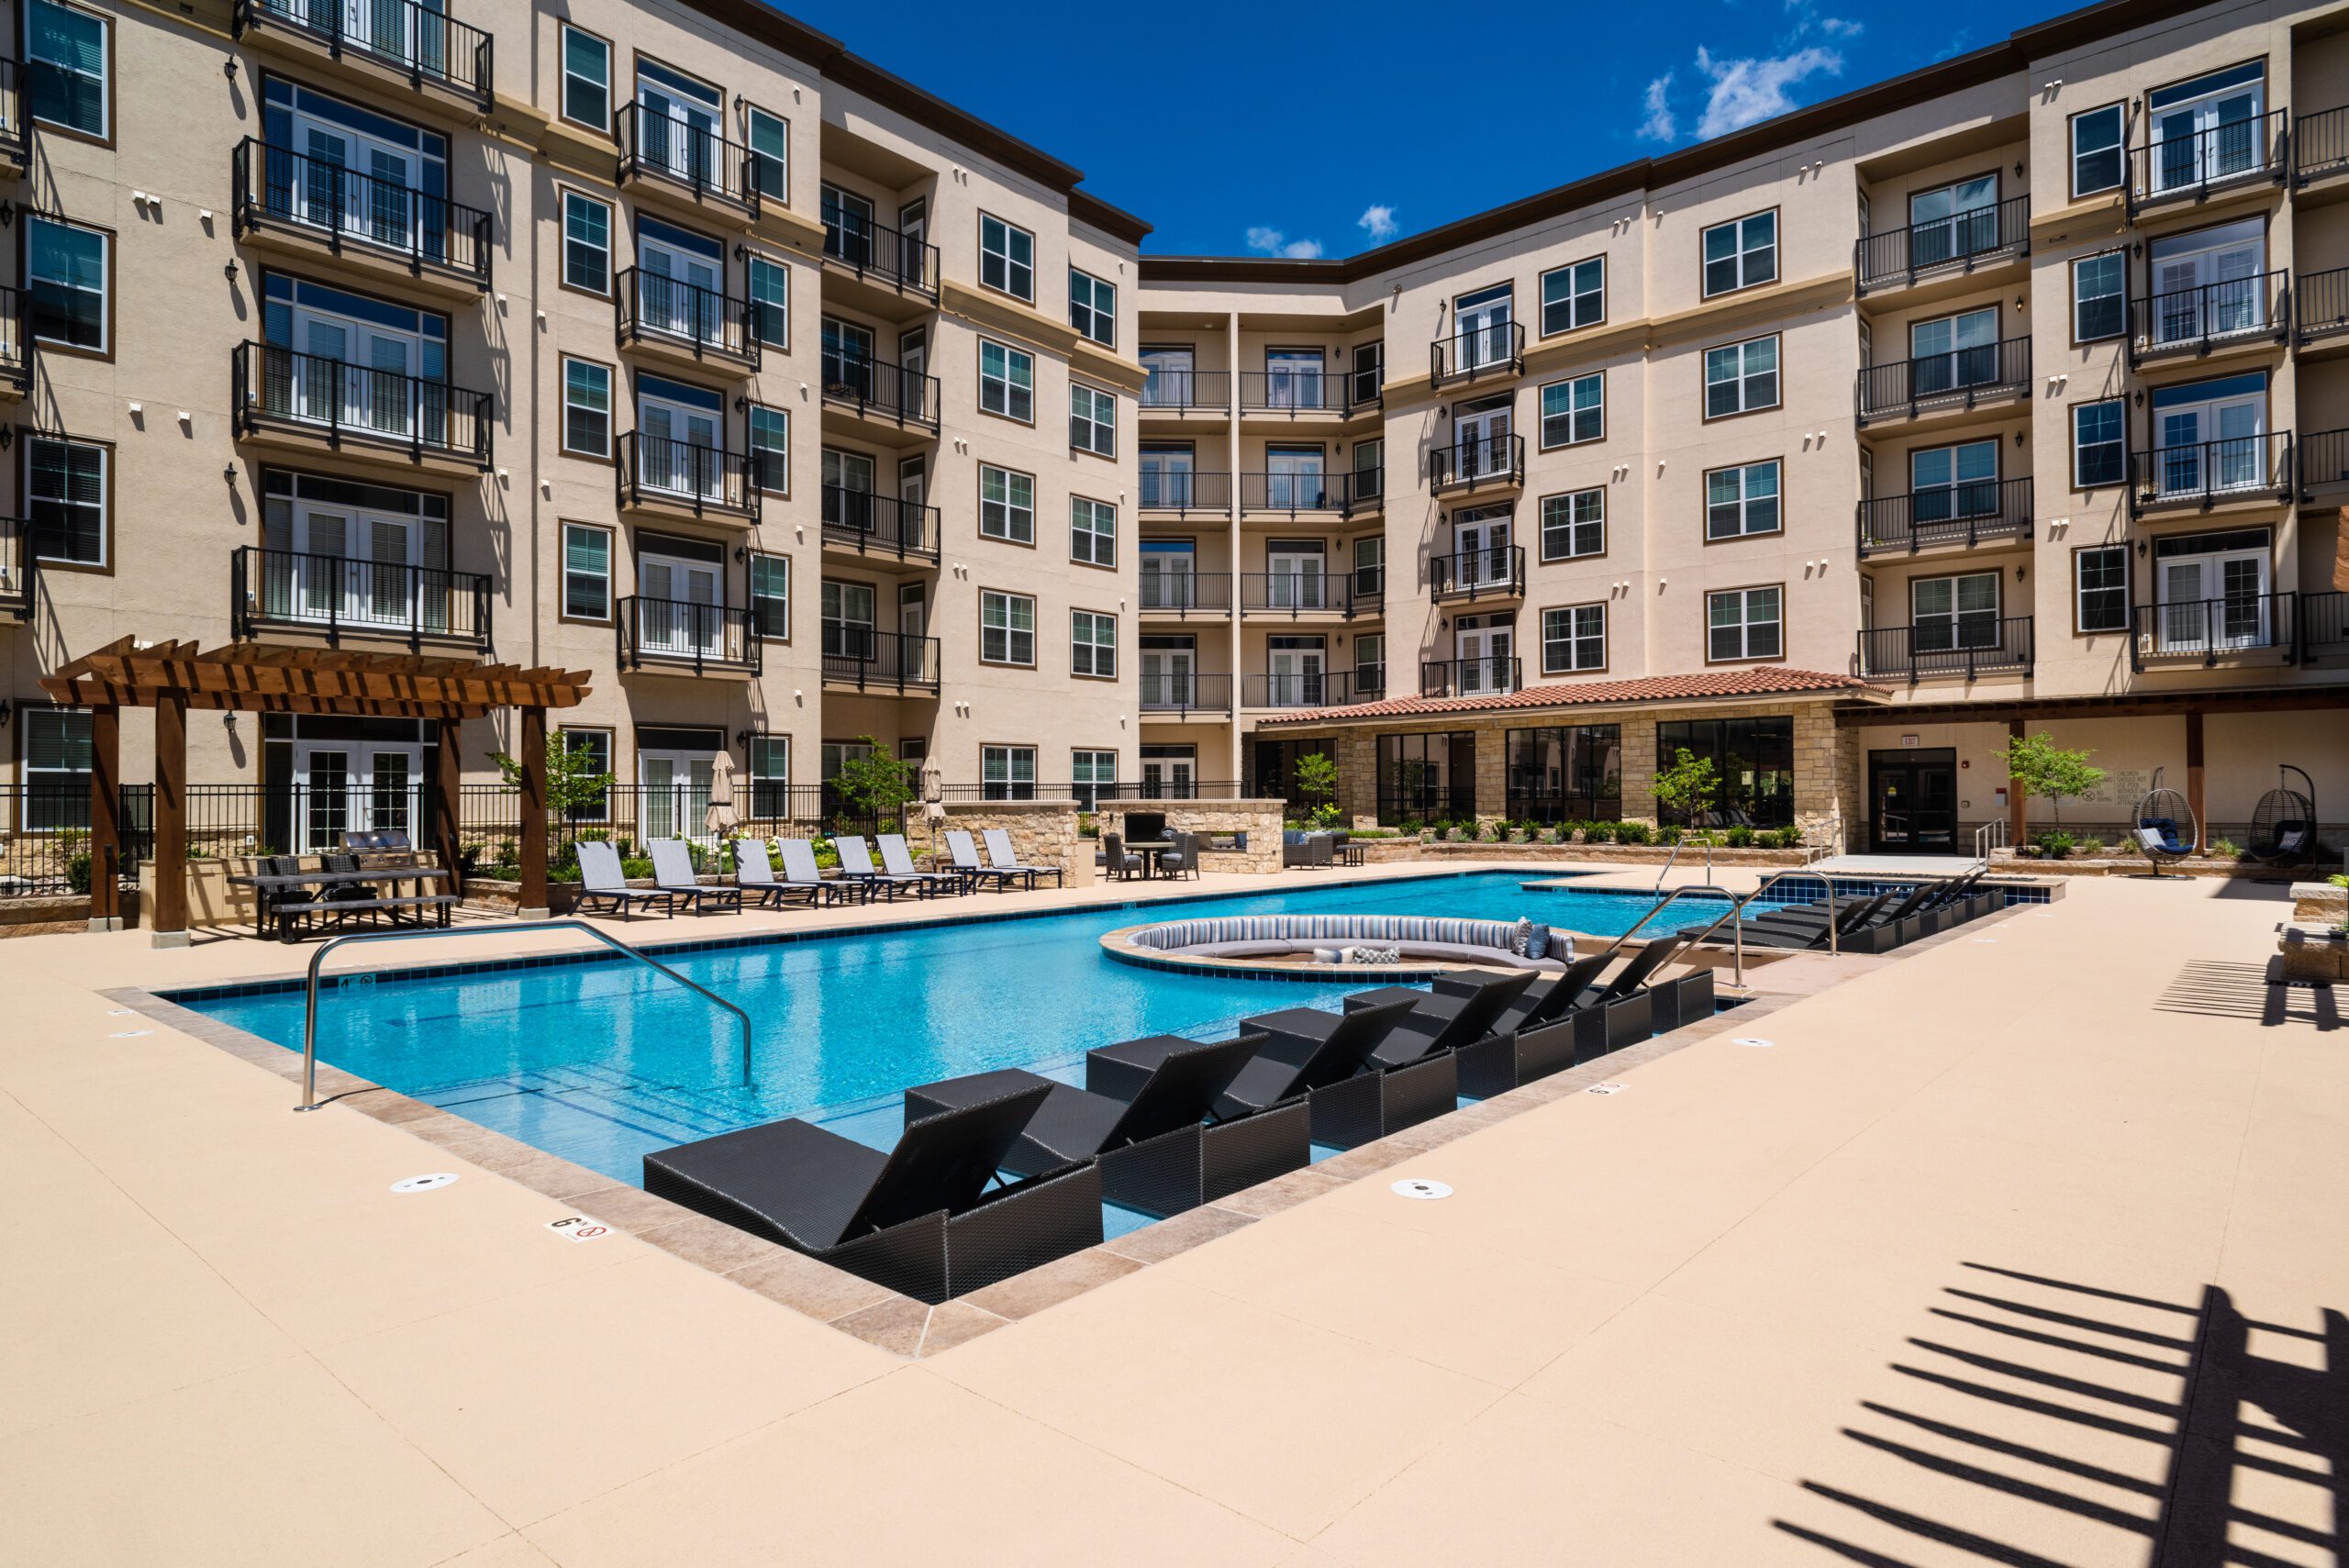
(1256, 668, 1879, 725)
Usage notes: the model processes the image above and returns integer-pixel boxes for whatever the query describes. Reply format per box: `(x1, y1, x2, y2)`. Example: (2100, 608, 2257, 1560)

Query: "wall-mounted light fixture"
(734, 728, 753, 749)
(222, 463, 238, 487)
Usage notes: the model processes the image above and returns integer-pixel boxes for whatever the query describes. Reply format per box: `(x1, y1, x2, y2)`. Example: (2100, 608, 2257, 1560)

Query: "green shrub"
(620, 855, 655, 879)
(1658, 824, 1683, 845)
(2034, 830, 2076, 860)
(1725, 826, 1755, 848)
(2209, 836, 2243, 858)
(2076, 836, 2105, 857)
(1617, 822, 1653, 845)
(1583, 821, 1616, 845)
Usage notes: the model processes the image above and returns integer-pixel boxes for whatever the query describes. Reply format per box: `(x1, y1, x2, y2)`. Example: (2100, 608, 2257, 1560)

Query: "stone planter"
(2278, 922, 2349, 984)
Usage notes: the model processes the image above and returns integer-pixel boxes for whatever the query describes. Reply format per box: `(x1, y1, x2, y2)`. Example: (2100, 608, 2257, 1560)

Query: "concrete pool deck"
(3, 862, 2342, 1564)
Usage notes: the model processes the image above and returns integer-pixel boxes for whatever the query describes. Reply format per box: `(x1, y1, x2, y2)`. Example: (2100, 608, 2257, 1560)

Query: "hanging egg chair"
(2132, 767, 2198, 878)
(2243, 764, 2317, 865)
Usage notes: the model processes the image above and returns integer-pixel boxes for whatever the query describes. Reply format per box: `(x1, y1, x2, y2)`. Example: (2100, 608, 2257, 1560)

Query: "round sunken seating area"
(1104, 913, 1571, 980)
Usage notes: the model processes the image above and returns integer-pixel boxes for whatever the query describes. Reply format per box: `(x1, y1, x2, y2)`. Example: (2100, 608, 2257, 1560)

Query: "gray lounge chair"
(1155, 831, 1199, 881)
(877, 833, 966, 896)
(650, 840, 742, 914)
(835, 834, 930, 900)
(733, 840, 831, 907)
(945, 830, 1024, 893)
(1100, 831, 1142, 881)
(778, 838, 864, 906)
(575, 840, 678, 920)
(984, 828, 1063, 888)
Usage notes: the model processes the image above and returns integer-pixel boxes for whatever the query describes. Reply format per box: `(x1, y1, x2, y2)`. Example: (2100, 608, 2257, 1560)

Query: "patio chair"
(1155, 831, 1199, 881)
(983, 828, 1064, 888)
(877, 833, 967, 896)
(649, 840, 742, 915)
(1436, 949, 1613, 1040)
(1282, 830, 1333, 869)
(574, 840, 679, 921)
(1225, 995, 1457, 1149)
(778, 838, 864, 906)
(834, 834, 930, 900)
(643, 1082, 1101, 1304)
(944, 829, 1024, 893)
(733, 840, 832, 908)
(1100, 831, 1142, 881)
(1338, 969, 1539, 1069)
(256, 855, 331, 939)
(1089, 998, 1419, 1129)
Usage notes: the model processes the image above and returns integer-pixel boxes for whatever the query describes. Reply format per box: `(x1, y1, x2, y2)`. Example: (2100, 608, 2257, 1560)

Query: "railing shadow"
(2157, 959, 2342, 1030)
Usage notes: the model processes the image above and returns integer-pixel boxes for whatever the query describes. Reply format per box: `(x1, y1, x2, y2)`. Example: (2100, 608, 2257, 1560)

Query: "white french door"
(2154, 388, 2266, 497)
(1266, 639, 1325, 706)
(637, 81, 719, 184)
(2149, 220, 2266, 346)
(1141, 639, 1197, 707)
(1907, 175, 1997, 269)
(638, 391, 721, 498)
(1141, 347, 1196, 408)
(285, 117, 425, 250)
(2158, 549, 2270, 652)
(291, 309, 423, 439)
(293, 740, 423, 851)
(639, 552, 721, 655)
(1454, 284, 1512, 369)
(2151, 79, 2264, 195)
(1456, 617, 1515, 694)
(639, 751, 715, 844)
(1141, 447, 1196, 510)
(1455, 400, 1511, 478)
(1909, 307, 1999, 395)
(1140, 748, 1197, 800)
(1453, 511, 1510, 589)
(1264, 350, 1323, 411)
(1265, 542, 1326, 609)
(1264, 449, 1326, 510)
(639, 231, 722, 344)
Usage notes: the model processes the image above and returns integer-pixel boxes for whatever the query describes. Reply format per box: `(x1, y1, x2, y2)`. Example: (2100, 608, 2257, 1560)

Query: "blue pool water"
(170, 870, 1733, 1188)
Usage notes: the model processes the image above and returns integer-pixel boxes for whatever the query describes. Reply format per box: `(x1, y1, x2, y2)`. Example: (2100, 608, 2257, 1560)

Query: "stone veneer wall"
(1097, 799, 1285, 874)
(922, 799, 1088, 884)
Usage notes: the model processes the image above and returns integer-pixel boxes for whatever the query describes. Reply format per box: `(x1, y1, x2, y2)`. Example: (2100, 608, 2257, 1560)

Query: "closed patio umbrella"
(921, 762, 946, 829)
(706, 751, 742, 837)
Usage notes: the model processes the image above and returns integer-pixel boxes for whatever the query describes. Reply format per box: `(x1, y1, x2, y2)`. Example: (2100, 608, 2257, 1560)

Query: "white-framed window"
(1071, 383, 1117, 456)
(1540, 488, 1604, 561)
(560, 25, 610, 131)
(982, 744, 1038, 800)
(750, 552, 788, 638)
(2070, 102, 2125, 197)
(746, 106, 787, 202)
(25, 706, 93, 828)
(1539, 373, 1603, 448)
(1071, 608, 1117, 677)
(1542, 603, 1607, 673)
(562, 191, 612, 294)
(2075, 544, 2130, 632)
(1704, 334, 1779, 417)
(2072, 250, 2125, 340)
(562, 522, 611, 620)
(28, 435, 106, 565)
(1070, 268, 1115, 346)
(2073, 399, 2126, 488)
(980, 213, 1034, 301)
(28, 216, 106, 352)
(28, 0, 109, 139)
(1071, 749, 1117, 810)
(1706, 585, 1783, 661)
(980, 590, 1035, 665)
(1911, 572, 2002, 651)
(747, 257, 787, 347)
(559, 728, 614, 820)
(748, 406, 787, 492)
(1070, 495, 1116, 566)
(979, 339, 1034, 422)
(1540, 256, 1604, 335)
(561, 357, 611, 457)
(1705, 460, 1781, 539)
(1701, 210, 1776, 296)
(979, 464, 1035, 543)
(749, 734, 790, 817)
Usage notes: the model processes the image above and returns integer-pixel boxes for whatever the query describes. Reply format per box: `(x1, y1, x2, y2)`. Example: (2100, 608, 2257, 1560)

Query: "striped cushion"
(1130, 914, 1525, 954)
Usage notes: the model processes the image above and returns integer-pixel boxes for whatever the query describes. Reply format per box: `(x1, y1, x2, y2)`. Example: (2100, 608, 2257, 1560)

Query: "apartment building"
(1140, 0, 2349, 848)
(0, 0, 1146, 846)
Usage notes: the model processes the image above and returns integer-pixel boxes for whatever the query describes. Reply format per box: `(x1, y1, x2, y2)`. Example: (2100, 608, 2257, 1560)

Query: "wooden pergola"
(40, 639, 591, 942)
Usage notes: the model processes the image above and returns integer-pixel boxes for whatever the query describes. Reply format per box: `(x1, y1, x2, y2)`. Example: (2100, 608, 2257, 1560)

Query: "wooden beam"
(154, 690, 189, 940)
(2008, 717, 2027, 847)
(518, 706, 548, 915)
(87, 706, 120, 927)
(433, 717, 464, 898)
(1836, 685, 2349, 728)
(2186, 708, 2207, 846)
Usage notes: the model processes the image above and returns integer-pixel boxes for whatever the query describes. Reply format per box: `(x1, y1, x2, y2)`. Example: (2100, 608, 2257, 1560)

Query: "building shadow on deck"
(2156, 960, 2341, 1030)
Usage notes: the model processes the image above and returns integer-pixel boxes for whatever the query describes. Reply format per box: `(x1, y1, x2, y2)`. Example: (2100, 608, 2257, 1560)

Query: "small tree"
(1996, 731, 2104, 831)
(1293, 751, 1342, 828)
(830, 736, 916, 828)
(1652, 747, 1720, 828)
(488, 734, 615, 819)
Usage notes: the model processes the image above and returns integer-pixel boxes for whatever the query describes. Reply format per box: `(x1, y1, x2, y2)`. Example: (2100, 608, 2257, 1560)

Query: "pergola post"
(86, 706, 120, 930)
(518, 706, 549, 918)
(2185, 708, 2207, 850)
(2006, 717, 2027, 849)
(432, 716, 464, 895)
(152, 689, 190, 948)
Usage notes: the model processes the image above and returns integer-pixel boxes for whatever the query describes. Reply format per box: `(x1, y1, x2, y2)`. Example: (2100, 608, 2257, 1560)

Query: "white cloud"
(1693, 44, 1844, 139)
(1638, 73, 1678, 142)
(1819, 16, 1862, 36)
(1245, 225, 1324, 260)
(1358, 204, 1399, 243)
(1783, 0, 1862, 40)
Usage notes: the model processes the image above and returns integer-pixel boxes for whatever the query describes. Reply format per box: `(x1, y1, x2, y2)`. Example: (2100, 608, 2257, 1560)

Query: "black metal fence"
(0, 514, 29, 620)
(2129, 269, 2288, 362)
(618, 431, 759, 519)
(232, 546, 493, 651)
(1138, 671, 1233, 714)
(1138, 572, 1233, 615)
(2131, 594, 2296, 672)
(1238, 372, 1364, 415)
(1138, 470, 1232, 513)
(1431, 321, 1524, 386)
(1430, 545, 1526, 602)
(0, 282, 26, 392)
(1428, 434, 1526, 494)
(617, 596, 761, 675)
(1421, 656, 1522, 697)
(0, 784, 96, 897)
(820, 628, 941, 693)
(1238, 470, 1375, 516)
(820, 486, 941, 561)
(2128, 431, 2293, 513)
(2298, 105, 2349, 185)
(1140, 369, 1230, 411)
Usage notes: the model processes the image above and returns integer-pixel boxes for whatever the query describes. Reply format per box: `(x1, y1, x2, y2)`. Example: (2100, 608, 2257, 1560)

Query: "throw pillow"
(1311, 947, 1343, 964)
(1343, 945, 1401, 965)
(1525, 924, 1551, 961)
(1511, 916, 1535, 957)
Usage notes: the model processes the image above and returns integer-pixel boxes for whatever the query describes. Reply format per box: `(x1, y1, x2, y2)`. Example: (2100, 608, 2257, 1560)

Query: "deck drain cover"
(1586, 1082, 1628, 1095)
(104, 1008, 133, 1017)
(1391, 1179, 1453, 1201)
(390, 1173, 459, 1195)
(1731, 1037, 1776, 1049)
(1972, 938, 1998, 944)
(106, 1029, 152, 1039)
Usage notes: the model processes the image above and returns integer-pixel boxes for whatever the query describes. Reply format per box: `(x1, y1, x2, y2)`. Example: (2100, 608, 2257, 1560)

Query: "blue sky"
(774, 0, 2060, 256)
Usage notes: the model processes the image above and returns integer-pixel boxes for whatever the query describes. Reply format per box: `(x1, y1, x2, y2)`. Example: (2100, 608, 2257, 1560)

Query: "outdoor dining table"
(227, 865, 455, 940)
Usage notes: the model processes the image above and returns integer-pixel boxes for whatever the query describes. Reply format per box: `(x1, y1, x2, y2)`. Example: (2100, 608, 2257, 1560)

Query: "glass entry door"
(2150, 67, 2264, 195)
(1869, 749, 1959, 852)
(293, 740, 423, 851)
(1456, 617, 1514, 694)
(1139, 746, 1197, 799)
(1453, 284, 1512, 369)
(638, 551, 721, 654)
(1265, 636, 1325, 706)
(2158, 545, 2270, 652)
(639, 751, 715, 843)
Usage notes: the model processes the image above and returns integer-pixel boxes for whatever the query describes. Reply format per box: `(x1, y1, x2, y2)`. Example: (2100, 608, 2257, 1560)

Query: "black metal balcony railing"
(617, 267, 758, 369)
(1238, 470, 1377, 516)
(0, 284, 28, 393)
(231, 0, 493, 111)
(821, 628, 941, 694)
(1854, 195, 2031, 295)
(820, 348, 941, 431)
(1350, 566, 1386, 616)
(0, 59, 25, 171)
(1430, 545, 1528, 602)
(232, 341, 493, 467)
(1857, 617, 2034, 684)
(1137, 671, 1233, 714)
(2128, 269, 2288, 362)
(2296, 266, 2349, 344)
(1431, 321, 1525, 387)
(1240, 573, 1357, 617)
(1140, 369, 1230, 412)
(2299, 427, 2349, 496)
(2130, 107, 2288, 211)
(1243, 672, 1371, 709)
(1428, 434, 1527, 495)
(820, 486, 941, 562)
(1138, 471, 1232, 514)
(2297, 105, 2349, 185)
(1138, 573, 1232, 616)
(2127, 432, 2293, 513)
(2129, 594, 2295, 672)
(1855, 336, 2031, 425)
(820, 217, 940, 301)
(0, 516, 30, 621)
(233, 139, 492, 289)
(2301, 589, 2349, 656)
(1855, 477, 2035, 557)
(617, 432, 758, 519)
(232, 546, 490, 651)
(1239, 372, 1362, 416)
(1420, 656, 1523, 698)
(616, 103, 759, 217)
(618, 595, 760, 676)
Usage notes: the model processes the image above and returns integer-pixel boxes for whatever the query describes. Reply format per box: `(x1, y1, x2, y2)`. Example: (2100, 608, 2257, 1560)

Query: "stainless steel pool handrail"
(295, 920, 754, 1112)
(1609, 867, 1842, 992)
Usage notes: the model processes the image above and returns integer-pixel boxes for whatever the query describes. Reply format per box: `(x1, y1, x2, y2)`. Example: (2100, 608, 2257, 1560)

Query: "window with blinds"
(28, 0, 108, 139)
(28, 437, 105, 565)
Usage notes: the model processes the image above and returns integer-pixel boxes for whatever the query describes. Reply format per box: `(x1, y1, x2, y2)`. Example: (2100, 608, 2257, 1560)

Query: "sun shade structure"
(40, 638, 590, 942)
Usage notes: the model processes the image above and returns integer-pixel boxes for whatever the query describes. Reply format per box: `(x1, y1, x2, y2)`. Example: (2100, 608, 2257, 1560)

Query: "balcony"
(1431, 322, 1524, 389)
(1138, 471, 1231, 516)
(1854, 337, 2030, 427)
(0, 60, 25, 176)
(2127, 432, 2292, 515)
(1428, 435, 1526, 496)
(1242, 672, 1375, 709)
(821, 628, 941, 695)
(617, 596, 760, 678)
(819, 216, 940, 307)
(1856, 617, 2033, 684)
(616, 267, 759, 373)
(2129, 594, 2295, 672)
(231, 341, 492, 472)
(1141, 370, 1231, 416)
(231, 546, 491, 651)
(1238, 372, 1373, 418)
(616, 103, 758, 222)
(230, 0, 492, 114)
(1350, 567, 1386, 617)
(2300, 428, 2349, 498)
(820, 487, 940, 563)
(1240, 573, 1361, 617)
(231, 139, 492, 295)
(2301, 590, 2349, 660)
(1420, 657, 1522, 698)
(2128, 270, 2288, 365)
(1429, 545, 1526, 604)
(1239, 470, 1376, 518)
(1138, 671, 1232, 717)
(2297, 105, 2349, 189)
(1855, 477, 2034, 557)
(1854, 195, 2030, 296)
(2128, 108, 2288, 214)
(0, 284, 28, 398)
(617, 432, 758, 524)
(820, 348, 940, 437)
(0, 516, 28, 621)
(1137, 573, 1232, 617)
(2297, 267, 2349, 347)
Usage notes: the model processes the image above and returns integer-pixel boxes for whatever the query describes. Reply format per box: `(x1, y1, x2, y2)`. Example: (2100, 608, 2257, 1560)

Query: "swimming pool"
(169, 870, 1732, 1188)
